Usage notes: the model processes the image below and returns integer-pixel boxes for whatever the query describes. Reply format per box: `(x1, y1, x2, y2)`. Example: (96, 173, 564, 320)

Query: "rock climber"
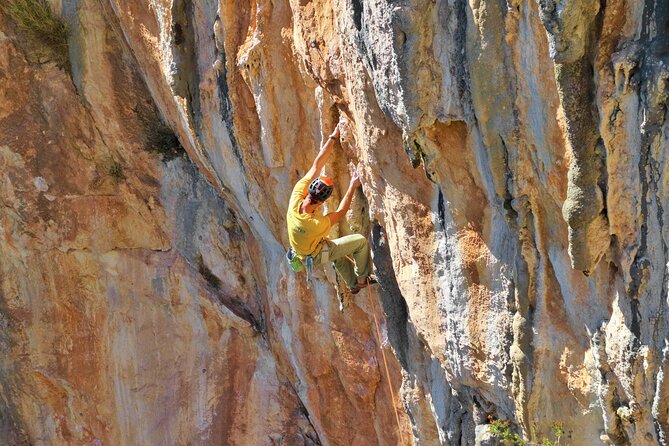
(286, 123, 373, 294)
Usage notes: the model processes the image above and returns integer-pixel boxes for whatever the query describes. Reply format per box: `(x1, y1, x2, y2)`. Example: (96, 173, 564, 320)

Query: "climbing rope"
(367, 277, 405, 445)
(336, 255, 405, 442)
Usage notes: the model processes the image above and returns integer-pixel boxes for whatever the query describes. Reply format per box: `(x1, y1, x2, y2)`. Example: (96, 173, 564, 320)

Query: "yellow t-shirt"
(287, 175, 331, 256)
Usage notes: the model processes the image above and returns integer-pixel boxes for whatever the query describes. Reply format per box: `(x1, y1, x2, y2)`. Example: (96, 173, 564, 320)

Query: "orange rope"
(367, 278, 405, 445)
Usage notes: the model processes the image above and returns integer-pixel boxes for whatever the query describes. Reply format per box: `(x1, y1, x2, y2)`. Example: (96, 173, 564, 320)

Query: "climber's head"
(308, 176, 334, 204)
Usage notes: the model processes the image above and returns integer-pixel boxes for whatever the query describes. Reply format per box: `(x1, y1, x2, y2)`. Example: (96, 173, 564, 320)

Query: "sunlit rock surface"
(0, 0, 668, 445)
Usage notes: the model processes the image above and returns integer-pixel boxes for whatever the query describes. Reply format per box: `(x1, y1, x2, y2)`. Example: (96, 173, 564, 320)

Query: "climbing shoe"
(349, 276, 378, 295)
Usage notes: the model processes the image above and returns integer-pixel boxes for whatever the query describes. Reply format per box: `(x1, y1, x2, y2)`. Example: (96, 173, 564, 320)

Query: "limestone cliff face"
(0, 0, 668, 445)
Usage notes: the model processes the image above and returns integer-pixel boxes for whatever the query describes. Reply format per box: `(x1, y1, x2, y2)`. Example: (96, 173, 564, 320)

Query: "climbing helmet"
(308, 176, 334, 202)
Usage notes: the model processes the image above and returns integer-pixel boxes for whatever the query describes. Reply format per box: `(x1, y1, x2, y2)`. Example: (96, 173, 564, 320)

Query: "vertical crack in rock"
(628, 75, 649, 346)
(351, 0, 363, 32)
(591, 324, 631, 445)
(637, 2, 669, 441)
(371, 222, 410, 369)
(289, 382, 323, 446)
(453, 0, 474, 123)
(631, 0, 669, 303)
(371, 221, 465, 442)
(508, 196, 539, 433)
(213, 16, 246, 174)
(538, 0, 611, 274)
(616, 14, 669, 445)
(653, 341, 669, 443)
(437, 188, 446, 232)
(500, 136, 519, 222)
(170, 0, 202, 132)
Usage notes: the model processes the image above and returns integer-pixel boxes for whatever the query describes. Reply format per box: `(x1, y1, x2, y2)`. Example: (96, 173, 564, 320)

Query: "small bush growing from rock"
(540, 422, 565, 446)
(487, 416, 568, 446)
(107, 158, 125, 182)
(2, 0, 69, 67)
(489, 417, 525, 445)
(144, 122, 184, 161)
(135, 102, 185, 162)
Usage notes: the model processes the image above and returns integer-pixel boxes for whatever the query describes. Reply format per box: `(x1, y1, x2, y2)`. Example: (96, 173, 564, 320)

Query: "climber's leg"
(326, 234, 371, 289)
(332, 256, 356, 289)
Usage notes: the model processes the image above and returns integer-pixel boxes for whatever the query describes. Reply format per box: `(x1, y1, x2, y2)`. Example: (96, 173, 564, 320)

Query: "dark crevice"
(351, 0, 363, 32)
(592, 326, 634, 445)
(214, 17, 246, 175)
(287, 381, 323, 446)
(630, 298, 642, 347)
(641, 0, 656, 44)
(629, 0, 669, 347)
(454, 0, 474, 121)
(508, 197, 539, 433)
(195, 253, 222, 289)
(405, 138, 424, 169)
(437, 188, 446, 232)
(636, 5, 669, 440)
(596, 140, 609, 216)
(218, 291, 264, 335)
(502, 276, 516, 386)
(370, 222, 410, 369)
(171, 0, 201, 134)
(628, 138, 649, 348)
(500, 136, 518, 222)
(135, 101, 186, 162)
(194, 253, 264, 334)
(610, 387, 633, 445)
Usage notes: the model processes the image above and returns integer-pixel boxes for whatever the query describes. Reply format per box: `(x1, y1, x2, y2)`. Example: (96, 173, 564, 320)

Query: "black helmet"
(308, 176, 334, 202)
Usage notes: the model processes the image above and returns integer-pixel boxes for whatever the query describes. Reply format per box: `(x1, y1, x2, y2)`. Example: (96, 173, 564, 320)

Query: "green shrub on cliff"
(489, 418, 525, 445)
(106, 158, 125, 182)
(2, 0, 70, 67)
(488, 417, 568, 445)
(135, 102, 185, 162)
(143, 121, 184, 161)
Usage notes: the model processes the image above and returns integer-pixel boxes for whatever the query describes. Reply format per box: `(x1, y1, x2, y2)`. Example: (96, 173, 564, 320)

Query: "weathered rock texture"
(0, 0, 668, 445)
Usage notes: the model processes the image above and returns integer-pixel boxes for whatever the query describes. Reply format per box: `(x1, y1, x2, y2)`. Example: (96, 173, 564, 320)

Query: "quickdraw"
(305, 255, 313, 288)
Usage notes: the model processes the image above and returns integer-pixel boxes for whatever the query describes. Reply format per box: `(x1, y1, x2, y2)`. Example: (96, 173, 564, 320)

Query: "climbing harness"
(366, 277, 406, 445)
(286, 242, 329, 288)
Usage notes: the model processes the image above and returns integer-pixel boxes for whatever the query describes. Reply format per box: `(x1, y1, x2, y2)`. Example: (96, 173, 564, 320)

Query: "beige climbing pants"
(313, 234, 371, 289)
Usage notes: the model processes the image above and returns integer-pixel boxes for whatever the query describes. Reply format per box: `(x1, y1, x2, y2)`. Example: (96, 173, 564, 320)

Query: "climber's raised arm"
(327, 170, 361, 225)
(306, 124, 340, 181)
(286, 144, 372, 295)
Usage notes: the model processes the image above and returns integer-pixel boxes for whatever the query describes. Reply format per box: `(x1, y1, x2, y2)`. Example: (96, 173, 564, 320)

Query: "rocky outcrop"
(1, 0, 668, 445)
